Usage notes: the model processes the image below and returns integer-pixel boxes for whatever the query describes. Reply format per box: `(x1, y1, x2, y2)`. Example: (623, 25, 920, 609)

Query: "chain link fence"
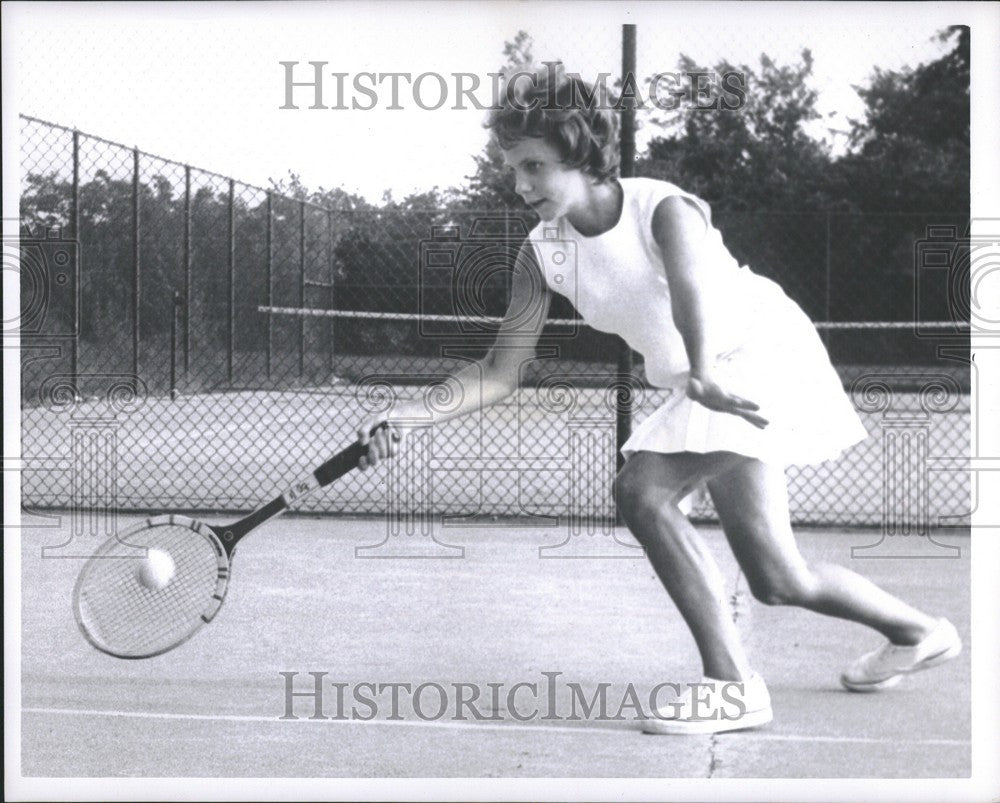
(17, 22, 970, 533)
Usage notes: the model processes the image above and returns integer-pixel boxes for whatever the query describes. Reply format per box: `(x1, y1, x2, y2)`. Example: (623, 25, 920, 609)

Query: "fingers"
(692, 385, 771, 429)
(739, 409, 770, 429)
(726, 394, 760, 412)
(721, 394, 769, 428)
(357, 421, 404, 471)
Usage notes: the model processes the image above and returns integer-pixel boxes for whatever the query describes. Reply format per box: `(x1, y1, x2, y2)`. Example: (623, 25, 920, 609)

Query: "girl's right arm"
(358, 240, 552, 469)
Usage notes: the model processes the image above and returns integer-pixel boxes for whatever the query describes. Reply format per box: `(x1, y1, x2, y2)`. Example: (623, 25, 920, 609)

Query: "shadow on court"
(20, 514, 969, 778)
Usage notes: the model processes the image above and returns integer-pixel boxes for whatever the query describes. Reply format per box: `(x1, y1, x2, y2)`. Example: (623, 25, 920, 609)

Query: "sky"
(5, 1, 963, 202)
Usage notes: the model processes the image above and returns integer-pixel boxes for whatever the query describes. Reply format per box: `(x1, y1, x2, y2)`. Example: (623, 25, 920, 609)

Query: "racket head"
(73, 515, 230, 659)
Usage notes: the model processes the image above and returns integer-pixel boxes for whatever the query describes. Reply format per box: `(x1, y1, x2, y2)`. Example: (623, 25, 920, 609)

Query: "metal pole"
(504, 207, 512, 300)
(227, 179, 235, 385)
(616, 24, 638, 523)
(170, 291, 180, 400)
(132, 147, 140, 379)
(266, 191, 273, 381)
(620, 25, 638, 176)
(327, 208, 334, 373)
(298, 201, 305, 379)
(70, 130, 80, 388)
(265, 190, 274, 379)
(183, 165, 191, 375)
(825, 210, 833, 326)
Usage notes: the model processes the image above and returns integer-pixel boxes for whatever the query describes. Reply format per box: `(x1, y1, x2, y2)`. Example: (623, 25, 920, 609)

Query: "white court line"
(21, 707, 970, 746)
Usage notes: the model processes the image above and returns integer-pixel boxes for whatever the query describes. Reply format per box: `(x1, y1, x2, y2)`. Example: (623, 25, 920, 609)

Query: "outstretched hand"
(686, 376, 769, 429)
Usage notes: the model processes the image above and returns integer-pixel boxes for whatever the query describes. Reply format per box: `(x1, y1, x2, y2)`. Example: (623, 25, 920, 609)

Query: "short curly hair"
(485, 63, 620, 184)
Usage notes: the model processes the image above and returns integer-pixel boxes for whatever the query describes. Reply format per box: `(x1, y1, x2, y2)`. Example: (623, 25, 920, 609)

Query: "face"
(501, 138, 592, 221)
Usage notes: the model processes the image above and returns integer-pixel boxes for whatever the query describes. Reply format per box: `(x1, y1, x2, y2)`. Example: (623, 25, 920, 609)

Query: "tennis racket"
(73, 423, 389, 659)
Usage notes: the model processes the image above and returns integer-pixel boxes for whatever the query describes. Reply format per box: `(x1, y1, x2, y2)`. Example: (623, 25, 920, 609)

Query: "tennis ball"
(137, 548, 176, 590)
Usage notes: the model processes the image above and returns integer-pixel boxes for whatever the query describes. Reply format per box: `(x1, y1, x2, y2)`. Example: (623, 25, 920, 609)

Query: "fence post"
(70, 130, 80, 388)
(170, 291, 180, 400)
(299, 200, 306, 380)
(183, 165, 191, 376)
(266, 191, 273, 381)
(824, 210, 833, 347)
(227, 178, 235, 386)
(327, 208, 335, 373)
(504, 207, 512, 300)
(131, 147, 140, 380)
(616, 23, 638, 524)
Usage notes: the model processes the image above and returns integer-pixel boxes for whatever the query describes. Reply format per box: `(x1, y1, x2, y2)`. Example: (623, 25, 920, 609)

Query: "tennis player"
(356, 66, 961, 734)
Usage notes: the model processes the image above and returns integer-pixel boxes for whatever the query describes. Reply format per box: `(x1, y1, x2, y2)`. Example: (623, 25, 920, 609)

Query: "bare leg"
(615, 451, 756, 682)
(707, 459, 939, 645)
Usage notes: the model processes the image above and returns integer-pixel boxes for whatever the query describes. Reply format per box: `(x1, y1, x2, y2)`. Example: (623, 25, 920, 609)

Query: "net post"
(227, 178, 235, 386)
(298, 200, 306, 380)
(616, 23, 638, 524)
(266, 191, 273, 382)
(132, 147, 141, 380)
(183, 165, 192, 376)
(70, 130, 80, 389)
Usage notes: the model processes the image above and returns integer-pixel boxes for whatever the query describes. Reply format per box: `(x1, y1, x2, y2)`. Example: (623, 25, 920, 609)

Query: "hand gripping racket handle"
(314, 421, 390, 486)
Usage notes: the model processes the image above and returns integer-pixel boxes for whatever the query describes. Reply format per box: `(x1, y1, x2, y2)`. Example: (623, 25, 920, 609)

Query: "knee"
(614, 461, 691, 513)
(613, 466, 683, 531)
(748, 567, 818, 607)
(613, 469, 655, 518)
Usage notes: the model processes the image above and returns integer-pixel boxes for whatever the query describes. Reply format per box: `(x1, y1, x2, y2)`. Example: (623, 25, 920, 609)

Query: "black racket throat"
(209, 496, 287, 556)
(209, 431, 375, 556)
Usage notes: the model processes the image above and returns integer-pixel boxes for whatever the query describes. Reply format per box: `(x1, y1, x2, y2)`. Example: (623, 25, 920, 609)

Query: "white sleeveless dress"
(528, 177, 868, 467)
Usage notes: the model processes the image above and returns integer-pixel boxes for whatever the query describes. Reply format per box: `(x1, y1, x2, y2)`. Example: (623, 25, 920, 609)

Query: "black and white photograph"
(4, 1, 999, 800)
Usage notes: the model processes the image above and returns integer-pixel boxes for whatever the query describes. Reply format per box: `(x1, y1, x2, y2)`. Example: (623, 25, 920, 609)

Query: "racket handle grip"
(313, 422, 390, 487)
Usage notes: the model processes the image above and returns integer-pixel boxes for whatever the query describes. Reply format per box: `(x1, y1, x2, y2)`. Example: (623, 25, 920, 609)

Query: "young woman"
(356, 68, 961, 734)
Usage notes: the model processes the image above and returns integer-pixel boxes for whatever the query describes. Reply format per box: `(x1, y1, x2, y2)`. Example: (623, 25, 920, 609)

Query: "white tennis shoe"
(642, 674, 773, 735)
(840, 618, 962, 692)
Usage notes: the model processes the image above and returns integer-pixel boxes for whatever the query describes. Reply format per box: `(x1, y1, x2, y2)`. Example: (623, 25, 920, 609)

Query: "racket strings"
(76, 523, 225, 657)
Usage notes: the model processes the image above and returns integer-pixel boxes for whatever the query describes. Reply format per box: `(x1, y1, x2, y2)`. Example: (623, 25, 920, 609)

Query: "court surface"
(19, 514, 970, 779)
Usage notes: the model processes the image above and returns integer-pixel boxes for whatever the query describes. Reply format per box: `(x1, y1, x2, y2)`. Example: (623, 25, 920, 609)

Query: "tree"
(456, 30, 538, 212)
(637, 51, 834, 211)
(837, 26, 969, 213)
(634, 52, 837, 320)
(827, 27, 970, 327)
